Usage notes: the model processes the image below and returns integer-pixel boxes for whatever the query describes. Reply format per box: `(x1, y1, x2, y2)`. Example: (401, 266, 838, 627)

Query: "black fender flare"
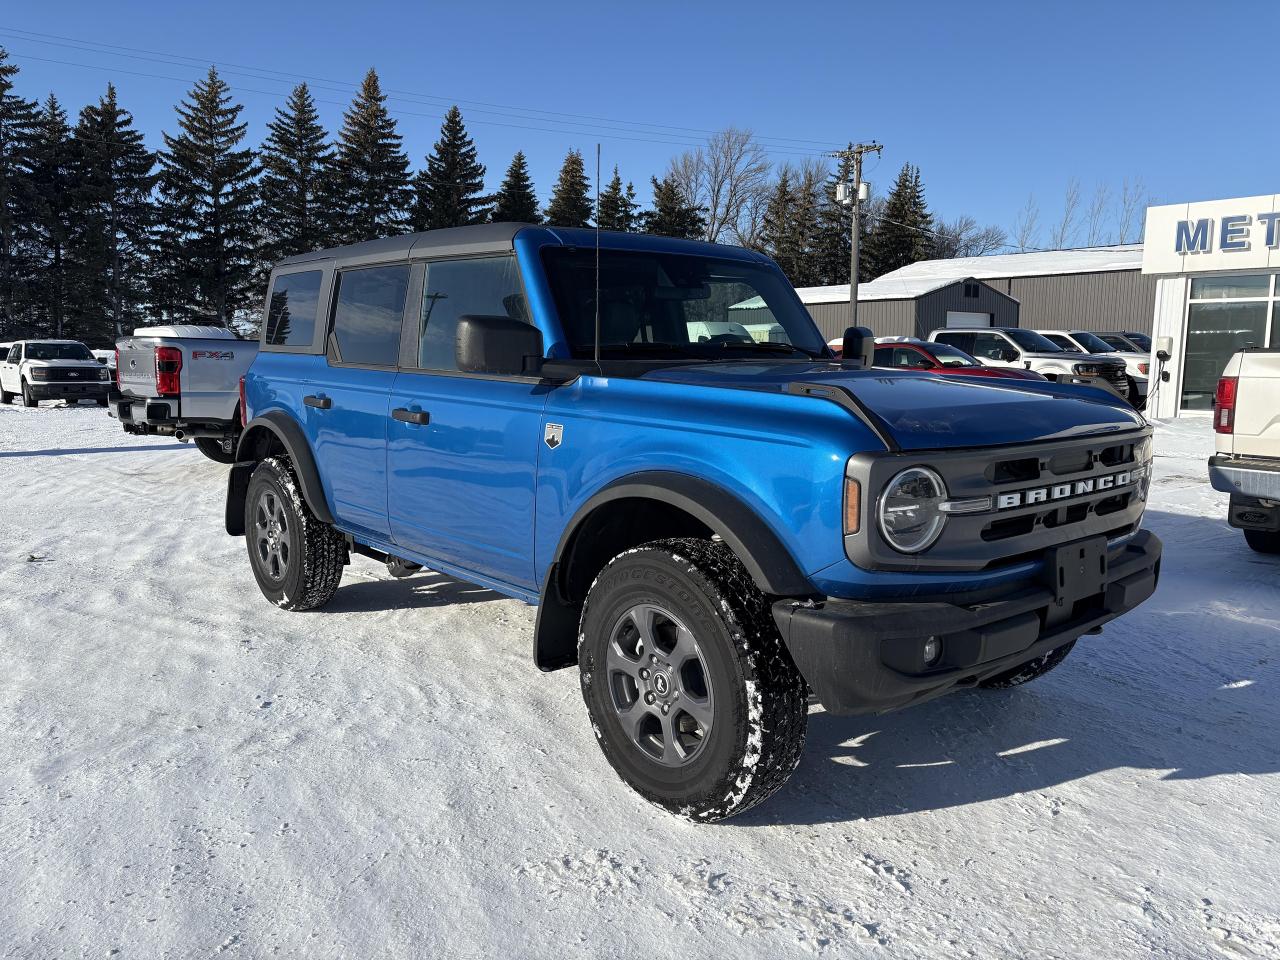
(533, 471, 818, 670)
(224, 411, 333, 535)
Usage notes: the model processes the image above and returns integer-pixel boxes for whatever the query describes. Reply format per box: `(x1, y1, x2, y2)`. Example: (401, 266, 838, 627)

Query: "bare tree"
(1049, 178, 1081, 249)
(1012, 194, 1040, 252)
(670, 128, 772, 244)
(1085, 183, 1111, 246)
(1117, 177, 1148, 243)
(934, 215, 1008, 258)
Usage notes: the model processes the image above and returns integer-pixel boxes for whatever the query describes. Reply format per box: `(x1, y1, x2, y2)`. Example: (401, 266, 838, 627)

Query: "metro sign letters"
(1175, 212, 1280, 255)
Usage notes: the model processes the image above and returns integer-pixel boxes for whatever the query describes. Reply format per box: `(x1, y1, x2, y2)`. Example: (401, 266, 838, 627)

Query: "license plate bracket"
(1044, 534, 1108, 604)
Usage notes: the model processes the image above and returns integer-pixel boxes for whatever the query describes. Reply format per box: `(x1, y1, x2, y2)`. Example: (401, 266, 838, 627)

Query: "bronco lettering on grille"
(996, 469, 1135, 510)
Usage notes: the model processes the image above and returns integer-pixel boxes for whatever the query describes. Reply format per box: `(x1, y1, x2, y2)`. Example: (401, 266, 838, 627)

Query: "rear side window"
(418, 256, 527, 371)
(934, 331, 972, 353)
(265, 271, 323, 347)
(331, 265, 411, 366)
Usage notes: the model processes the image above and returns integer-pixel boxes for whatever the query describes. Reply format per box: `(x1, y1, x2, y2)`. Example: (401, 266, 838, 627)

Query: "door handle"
(304, 394, 332, 409)
(392, 407, 430, 425)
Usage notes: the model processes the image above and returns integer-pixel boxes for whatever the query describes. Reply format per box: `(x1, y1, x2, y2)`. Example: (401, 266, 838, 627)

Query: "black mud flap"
(1043, 534, 1108, 626)
(225, 461, 255, 536)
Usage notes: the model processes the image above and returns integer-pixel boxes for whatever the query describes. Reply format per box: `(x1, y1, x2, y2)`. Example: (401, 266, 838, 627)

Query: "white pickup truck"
(109, 325, 259, 463)
(0, 339, 113, 407)
(1208, 349, 1280, 552)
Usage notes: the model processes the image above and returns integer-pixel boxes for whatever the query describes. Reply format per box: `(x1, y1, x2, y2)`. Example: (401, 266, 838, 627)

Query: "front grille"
(1102, 365, 1129, 397)
(847, 429, 1152, 573)
(44, 367, 105, 381)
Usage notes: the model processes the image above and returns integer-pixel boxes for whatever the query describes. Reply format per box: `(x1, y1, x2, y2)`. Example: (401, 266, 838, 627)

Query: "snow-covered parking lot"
(1, 403, 1277, 959)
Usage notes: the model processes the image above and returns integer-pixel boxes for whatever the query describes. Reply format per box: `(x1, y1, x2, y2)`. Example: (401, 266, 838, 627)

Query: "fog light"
(922, 636, 942, 667)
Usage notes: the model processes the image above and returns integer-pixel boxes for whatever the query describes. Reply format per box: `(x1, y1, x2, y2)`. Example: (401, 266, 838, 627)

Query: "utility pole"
(833, 141, 882, 329)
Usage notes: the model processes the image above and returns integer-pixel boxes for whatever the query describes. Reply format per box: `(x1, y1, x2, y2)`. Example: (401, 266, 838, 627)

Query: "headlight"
(1074, 363, 1100, 376)
(29, 368, 50, 380)
(878, 467, 948, 553)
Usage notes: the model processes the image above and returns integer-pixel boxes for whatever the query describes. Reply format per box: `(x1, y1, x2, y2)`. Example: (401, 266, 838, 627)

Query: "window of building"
(1182, 273, 1277, 410)
(963, 282, 980, 298)
(418, 256, 528, 371)
(330, 265, 410, 366)
(265, 270, 323, 347)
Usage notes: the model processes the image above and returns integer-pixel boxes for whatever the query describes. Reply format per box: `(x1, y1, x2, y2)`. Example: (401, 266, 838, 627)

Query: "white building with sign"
(1144, 194, 1280, 418)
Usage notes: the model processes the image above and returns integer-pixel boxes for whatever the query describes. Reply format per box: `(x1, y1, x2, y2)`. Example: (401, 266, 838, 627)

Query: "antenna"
(594, 142, 601, 364)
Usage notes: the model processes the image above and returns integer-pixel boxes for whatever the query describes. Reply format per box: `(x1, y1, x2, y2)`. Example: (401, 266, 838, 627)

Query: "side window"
(418, 256, 527, 371)
(935, 332, 972, 354)
(264, 270, 323, 347)
(1044, 334, 1076, 351)
(10, 344, 21, 363)
(330, 265, 411, 366)
(872, 346, 894, 367)
(971, 333, 1010, 361)
(898, 347, 932, 368)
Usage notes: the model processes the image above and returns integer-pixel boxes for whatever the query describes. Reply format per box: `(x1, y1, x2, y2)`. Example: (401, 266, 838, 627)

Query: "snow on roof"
(790, 275, 979, 304)
(874, 243, 1144, 285)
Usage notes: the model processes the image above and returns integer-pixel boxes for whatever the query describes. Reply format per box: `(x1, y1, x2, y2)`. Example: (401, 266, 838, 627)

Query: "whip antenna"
(594, 143, 601, 364)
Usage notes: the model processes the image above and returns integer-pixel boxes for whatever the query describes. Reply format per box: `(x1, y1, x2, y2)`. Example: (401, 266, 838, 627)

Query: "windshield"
(1005, 329, 1063, 353)
(1071, 331, 1118, 354)
(24, 342, 93, 361)
(1124, 332, 1151, 351)
(541, 248, 827, 360)
(928, 343, 980, 367)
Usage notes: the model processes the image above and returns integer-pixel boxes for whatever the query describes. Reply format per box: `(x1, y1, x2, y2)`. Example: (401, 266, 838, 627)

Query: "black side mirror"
(455, 315, 544, 376)
(841, 325, 875, 367)
(1001, 348, 1020, 363)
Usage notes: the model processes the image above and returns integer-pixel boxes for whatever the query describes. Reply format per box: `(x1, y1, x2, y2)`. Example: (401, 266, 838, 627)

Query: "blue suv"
(226, 223, 1161, 822)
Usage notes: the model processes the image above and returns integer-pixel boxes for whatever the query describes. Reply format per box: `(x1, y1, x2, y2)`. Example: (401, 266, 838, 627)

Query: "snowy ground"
(1, 403, 1277, 959)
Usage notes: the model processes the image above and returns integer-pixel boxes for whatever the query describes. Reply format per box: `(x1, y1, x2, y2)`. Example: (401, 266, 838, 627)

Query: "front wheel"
(1244, 528, 1280, 554)
(578, 538, 808, 823)
(21, 381, 37, 407)
(244, 456, 345, 610)
(979, 640, 1076, 688)
(194, 436, 237, 463)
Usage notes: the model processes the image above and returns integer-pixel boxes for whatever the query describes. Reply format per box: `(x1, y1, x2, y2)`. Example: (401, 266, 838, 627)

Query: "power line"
(0, 26, 848, 155)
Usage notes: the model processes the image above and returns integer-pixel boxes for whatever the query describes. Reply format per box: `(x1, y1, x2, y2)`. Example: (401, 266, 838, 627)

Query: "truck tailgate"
(116, 339, 158, 400)
(1227, 352, 1280, 458)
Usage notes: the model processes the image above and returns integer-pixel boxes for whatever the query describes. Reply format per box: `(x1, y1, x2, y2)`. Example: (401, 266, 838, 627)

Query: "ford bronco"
(225, 224, 1161, 822)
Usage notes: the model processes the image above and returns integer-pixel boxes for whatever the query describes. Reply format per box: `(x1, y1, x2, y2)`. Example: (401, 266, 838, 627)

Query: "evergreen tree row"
(0, 45, 967, 345)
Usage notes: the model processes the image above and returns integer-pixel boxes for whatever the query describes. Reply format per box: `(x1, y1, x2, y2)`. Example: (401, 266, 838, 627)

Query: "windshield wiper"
(711, 340, 817, 359)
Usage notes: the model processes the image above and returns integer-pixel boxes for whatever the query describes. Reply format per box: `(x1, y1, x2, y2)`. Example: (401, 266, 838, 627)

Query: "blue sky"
(2, 0, 1276, 246)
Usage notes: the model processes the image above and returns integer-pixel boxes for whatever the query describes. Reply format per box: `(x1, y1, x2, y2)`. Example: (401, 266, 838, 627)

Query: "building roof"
(874, 243, 1144, 285)
(787, 274, 1020, 306)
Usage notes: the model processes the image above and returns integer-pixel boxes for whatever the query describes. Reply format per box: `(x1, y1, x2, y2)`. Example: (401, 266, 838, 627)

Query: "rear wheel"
(979, 640, 1076, 688)
(578, 538, 807, 822)
(1244, 528, 1280, 554)
(244, 456, 345, 610)
(194, 436, 237, 464)
(20, 381, 37, 407)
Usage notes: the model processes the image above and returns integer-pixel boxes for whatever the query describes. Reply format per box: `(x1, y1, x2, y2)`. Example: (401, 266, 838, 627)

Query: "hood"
(640, 361, 1144, 451)
(1023, 351, 1123, 367)
(24, 357, 101, 368)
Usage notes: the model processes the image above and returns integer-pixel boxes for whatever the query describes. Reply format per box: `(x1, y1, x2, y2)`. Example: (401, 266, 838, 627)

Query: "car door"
(307, 263, 411, 541)
(386, 254, 549, 593)
(0, 344, 18, 392)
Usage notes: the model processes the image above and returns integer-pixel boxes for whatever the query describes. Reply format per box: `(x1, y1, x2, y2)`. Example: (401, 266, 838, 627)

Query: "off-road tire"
(1244, 528, 1280, 554)
(979, 640, 1076, 689)
(578, 538, 808, 823)
(195, 436, 237, 464)
(244, 456, 345, 611)
(20, 381, 37, 407)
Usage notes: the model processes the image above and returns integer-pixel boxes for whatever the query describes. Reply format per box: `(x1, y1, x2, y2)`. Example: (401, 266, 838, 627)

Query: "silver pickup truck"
(109, 325, 259, 463)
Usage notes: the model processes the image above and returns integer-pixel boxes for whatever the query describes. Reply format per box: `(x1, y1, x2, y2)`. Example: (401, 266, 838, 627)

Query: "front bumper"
(1209, 454, 1280, 500)
(772, 529, 1162, 716)
(29, 380, 109, 400)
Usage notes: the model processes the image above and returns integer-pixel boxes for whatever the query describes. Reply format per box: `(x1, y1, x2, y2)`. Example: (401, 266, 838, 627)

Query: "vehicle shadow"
(0, 444, 188, 458)
(324, 571, 503, 612)
(734, 508, 1280, 827)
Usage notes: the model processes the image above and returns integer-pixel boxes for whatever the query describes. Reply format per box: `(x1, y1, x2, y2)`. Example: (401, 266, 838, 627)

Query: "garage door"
(946, 311, 992, 327)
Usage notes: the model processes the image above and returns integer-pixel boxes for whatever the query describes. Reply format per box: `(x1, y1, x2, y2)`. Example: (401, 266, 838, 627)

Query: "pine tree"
(151, 67, 259, 325)
(760, 167, 800, 281)
(490, 151, 540, 223)
(0, 47, 39, 337)
(642, 174, 705, 240)
(596, 166, 639, 232)
(331, 69, 411, 243)
(67, 84, 156, 341)
(412, 105, 487, 230)
(543, 149, 593, 227)
(259, 83, 333, 269)
(25, 95, 74, 338)
(862, 163, 933, 280)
